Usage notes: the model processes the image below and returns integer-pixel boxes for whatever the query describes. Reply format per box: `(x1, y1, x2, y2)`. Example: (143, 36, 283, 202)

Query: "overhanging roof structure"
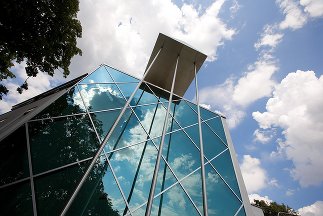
(144, 33, 207, 97)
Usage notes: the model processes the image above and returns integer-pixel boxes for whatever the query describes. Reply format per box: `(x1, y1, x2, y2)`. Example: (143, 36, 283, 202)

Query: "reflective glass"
(205, 164, 241, 216)
(105, 65, 139, 82)
(108, 140, 157, 211)
(80, 66, 114, 84)
(0, 180, 33, 216)
(34, 161, 89, 215)
(201, 122, 227, 159)
(162, 130, 201, 180)
(90, 109, 122, 141)
(29, 115, 99, 174)
(78, 83, 126, 112)
(137, 84, 160, 105)
(205, 117, 227, 145)
(211, 150, 242, 198)
(184, 100, 219, 121)
(151, 183, 200, 216)
(32, 86, 86, 120)
(116, 83, 140, 104)
(173, 100, 199, 128)
(104, 109, 147, 153)
(0, 125, 29, 186)
(181, 171, 204, 214)
(66, 157, 127, 216)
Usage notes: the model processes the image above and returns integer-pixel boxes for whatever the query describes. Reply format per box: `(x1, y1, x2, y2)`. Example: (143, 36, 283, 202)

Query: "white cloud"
(200, 103, 211, 110)
(277, 0, 308, 30)
(240, 155, 268, 193)
(69, 0, 235, 79)
(249, 193, 272, 204)
(0, 62, 60, 114)
(253, 70, 323, 187)
(253, 129, 274, 144)
(255, 25, 284, 50)
(300, 0, 323, 18)
(298, 201, 323, 216)
(285, 188, 295, 196)
(199, 56, 277, 128)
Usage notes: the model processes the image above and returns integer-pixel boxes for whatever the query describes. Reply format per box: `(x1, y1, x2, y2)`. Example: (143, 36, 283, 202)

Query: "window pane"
(202, 122, 227, 160)
(105, 66, 139, 83)
(29, 115, 99, 174)
(65, 157, 128, 216)
(34, 161, 90, 215)
(173, 100, 198, 128)
(116, 83, 140, 104)
(80, 66, 114, 84)
(32, 86, 86, 120)
(211, 150, 242, 198)
(0, 181, 33, 216)
(205, 164, 241, 216)
(206, 117, 227, 145)
(151, 183, 200, 216)
(0, 125, 29, 186)
(78, 83, 126, 112)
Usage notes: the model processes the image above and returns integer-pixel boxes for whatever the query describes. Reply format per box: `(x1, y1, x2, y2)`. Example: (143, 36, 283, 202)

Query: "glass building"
(0, 34, 256, 216)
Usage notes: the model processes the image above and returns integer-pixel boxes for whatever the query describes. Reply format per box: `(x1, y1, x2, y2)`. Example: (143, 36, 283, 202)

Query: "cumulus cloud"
(300, 0, 323, 18)
(253, 70, 323, 187)
(199, 55, 277, 128)
(255, 25, 284, 50)
(70, 0, 235, 78)
(298, 201, 323, 216)
(253, 129, 274, 144)
(277, 0, 308, 30)
(240, 155, 268, 193)
(249, 193, 273, 204)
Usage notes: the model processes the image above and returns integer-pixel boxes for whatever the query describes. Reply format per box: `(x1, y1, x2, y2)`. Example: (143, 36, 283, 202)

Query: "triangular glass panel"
(103, 109, 148, 153)
(201, 122, 227, 160)
(34, 160, 90, 215)
(154, 152, 178, 198)
(29, 114, 99, 174)
(107, 140, 157, 213)
(133, 83, 159, 106)
(32, 86, 86, 120)
(205, 164, 242, 216)
(0, 125, 29, 186)
(200, 106, 219, 121)
(161, 130, 201, 180)
(80, 66, 114, 84)
(210, 150, 242, 198)
(65, 157, 128, 216)
(172, 100, 198, 128)
(90, 109, 122, 141)
(180, 170, 204, 215)
(0, 180, 33, 216)
(205, 117, 227, 145)
(105, 65, 139, 83)
(151, 183, 200, 216)
(115, 83, 139, 103)
(78, 83, 126, 112)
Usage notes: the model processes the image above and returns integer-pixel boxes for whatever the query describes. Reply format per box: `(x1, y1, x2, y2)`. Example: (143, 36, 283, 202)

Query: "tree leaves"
(0, 0, 82, 99)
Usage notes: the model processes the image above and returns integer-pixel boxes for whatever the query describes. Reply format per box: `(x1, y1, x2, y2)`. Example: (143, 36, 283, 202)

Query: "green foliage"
(0, 0, 82, 99)
(253, 199, 300, 216)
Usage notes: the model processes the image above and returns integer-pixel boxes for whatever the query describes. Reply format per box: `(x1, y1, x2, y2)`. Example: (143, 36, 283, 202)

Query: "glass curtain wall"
(0, 65, 246, 216)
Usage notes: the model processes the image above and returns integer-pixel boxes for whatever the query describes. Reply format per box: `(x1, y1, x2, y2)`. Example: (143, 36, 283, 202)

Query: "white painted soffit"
(144, 33, 207, 97)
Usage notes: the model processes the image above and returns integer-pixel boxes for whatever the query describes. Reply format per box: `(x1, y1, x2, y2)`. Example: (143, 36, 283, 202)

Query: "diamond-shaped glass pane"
(211, 150, 242, 198)
(151, 183, 200, 216)
(0, 125, 29, 186)
(0, 181, 33, 215)
(80, 66, 114, 84)
(173, 100, 198, 128)
(29, 115, 99, 174)
(205, 117, 227, 145)
(205, 164, 241, 216)
(162, 130, 201, 180)
(105, 65, 139, 82)
(32, 86, 86, 120)
(65, 157, 128, 216)
(34, 161, 90, 215)
(78, 83, 126, 112)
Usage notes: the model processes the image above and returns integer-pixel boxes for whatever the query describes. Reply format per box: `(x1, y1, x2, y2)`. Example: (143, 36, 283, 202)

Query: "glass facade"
(0, 65, 247, 216)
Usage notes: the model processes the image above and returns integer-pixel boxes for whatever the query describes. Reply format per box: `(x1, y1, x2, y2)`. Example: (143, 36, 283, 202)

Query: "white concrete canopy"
(144, 33, 207, 97)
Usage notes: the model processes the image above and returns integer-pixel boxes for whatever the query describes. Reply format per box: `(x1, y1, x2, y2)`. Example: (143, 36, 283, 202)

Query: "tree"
(252, 199, 300, 216)
(0, 0, 82, 99)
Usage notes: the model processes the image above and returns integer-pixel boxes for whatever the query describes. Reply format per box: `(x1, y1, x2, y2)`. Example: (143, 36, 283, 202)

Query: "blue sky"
(1, 0, 323, 215)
